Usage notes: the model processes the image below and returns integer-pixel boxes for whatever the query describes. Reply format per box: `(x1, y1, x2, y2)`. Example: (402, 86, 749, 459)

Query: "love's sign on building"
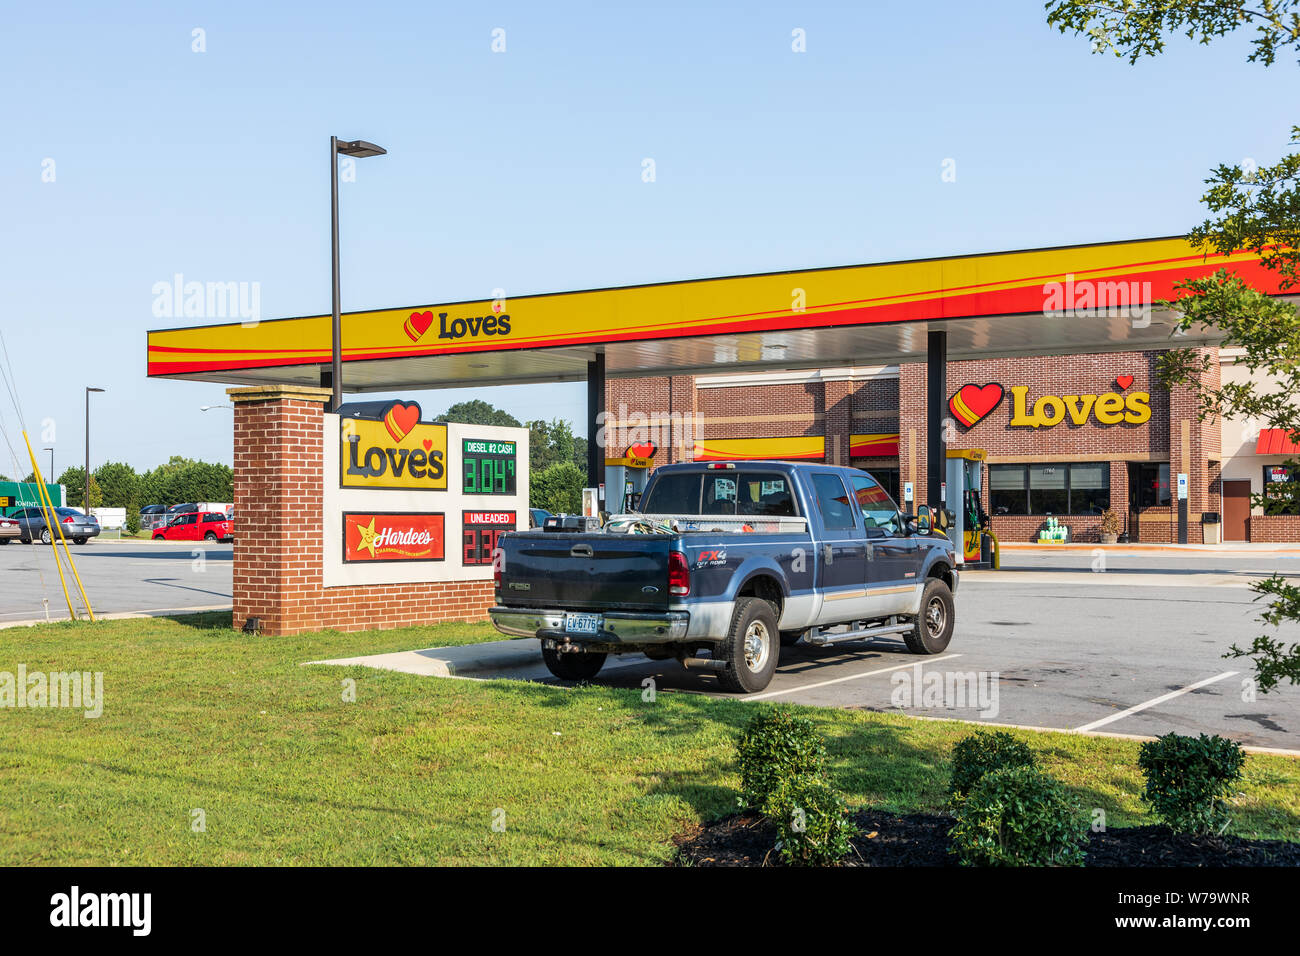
(949, 377, 1151, 430)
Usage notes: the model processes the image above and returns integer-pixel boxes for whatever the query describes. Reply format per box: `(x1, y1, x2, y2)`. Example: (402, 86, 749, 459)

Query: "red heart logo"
(383, 402, 421, 443)
(948, 383, 1004, 428)
(627, 441, 657, 458)
(1116, 375, 1134, 390)
(422, 438, 433, 452)
(403, 310, 434, 342)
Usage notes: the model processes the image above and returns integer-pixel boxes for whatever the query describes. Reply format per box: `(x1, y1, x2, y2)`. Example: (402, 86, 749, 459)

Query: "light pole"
(84, 387, 104, 515)
(43, 447, 53, 480)
(329, 136, 387, 412)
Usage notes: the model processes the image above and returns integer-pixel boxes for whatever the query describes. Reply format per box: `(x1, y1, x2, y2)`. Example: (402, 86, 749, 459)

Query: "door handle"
(570, 543, 594, 558)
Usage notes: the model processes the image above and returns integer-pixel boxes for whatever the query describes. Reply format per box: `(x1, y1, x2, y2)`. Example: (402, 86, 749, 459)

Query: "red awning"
(1256, 428, 1300, 455)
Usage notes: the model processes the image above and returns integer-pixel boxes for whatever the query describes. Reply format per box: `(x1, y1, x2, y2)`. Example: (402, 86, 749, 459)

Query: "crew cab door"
(809, 472, 869, 625)
(850, 472, 919, 615)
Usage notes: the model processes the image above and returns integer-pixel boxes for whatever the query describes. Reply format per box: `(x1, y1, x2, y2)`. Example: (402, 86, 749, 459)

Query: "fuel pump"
(945, 448, 995, 567)
(604, 452, 653, 513)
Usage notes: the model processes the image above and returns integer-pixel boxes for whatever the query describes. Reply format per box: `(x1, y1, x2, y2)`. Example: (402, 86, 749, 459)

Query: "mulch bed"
(674, 809, 1300, 867)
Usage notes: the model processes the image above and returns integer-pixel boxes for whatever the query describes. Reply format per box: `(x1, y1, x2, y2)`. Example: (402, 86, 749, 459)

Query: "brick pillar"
(669, 374, 697, 462)
(824, 379, 853, 465)
(899, 362, 928, 505)
(228, 384, 331, 635)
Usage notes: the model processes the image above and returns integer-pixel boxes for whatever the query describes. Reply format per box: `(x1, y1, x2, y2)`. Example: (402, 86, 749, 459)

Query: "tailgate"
(498, 532, 673, 611)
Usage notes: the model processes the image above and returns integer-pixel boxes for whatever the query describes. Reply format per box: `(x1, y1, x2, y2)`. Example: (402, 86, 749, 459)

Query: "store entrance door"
(1222, 480, 1251, 541)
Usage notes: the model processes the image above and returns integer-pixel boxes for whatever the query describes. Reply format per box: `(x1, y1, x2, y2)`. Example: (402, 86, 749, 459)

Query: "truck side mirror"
(914, 505, 932, 535)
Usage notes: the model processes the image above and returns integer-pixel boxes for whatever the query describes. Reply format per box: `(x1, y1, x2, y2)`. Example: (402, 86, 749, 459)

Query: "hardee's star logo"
(354, 517, 380, 558)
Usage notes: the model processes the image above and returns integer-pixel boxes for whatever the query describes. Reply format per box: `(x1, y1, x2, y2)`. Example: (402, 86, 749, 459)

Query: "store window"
(988, 463, 1111, 515)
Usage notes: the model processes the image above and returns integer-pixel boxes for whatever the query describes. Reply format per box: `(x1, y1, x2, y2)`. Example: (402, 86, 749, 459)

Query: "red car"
(152, 511, 233, 542)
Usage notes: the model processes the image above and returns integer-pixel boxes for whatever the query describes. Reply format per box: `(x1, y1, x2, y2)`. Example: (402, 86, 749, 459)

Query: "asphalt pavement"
(314, 548, 1300, 752)
(0, 538, 231, 624)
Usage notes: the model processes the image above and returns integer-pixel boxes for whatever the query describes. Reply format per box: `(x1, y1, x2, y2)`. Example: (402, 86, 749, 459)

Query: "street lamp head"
(336, 139, 387, 158)
(87, 387, 105, 393)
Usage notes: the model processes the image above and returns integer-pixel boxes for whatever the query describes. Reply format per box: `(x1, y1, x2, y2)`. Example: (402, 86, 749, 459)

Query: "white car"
(0, 514, 21, 543)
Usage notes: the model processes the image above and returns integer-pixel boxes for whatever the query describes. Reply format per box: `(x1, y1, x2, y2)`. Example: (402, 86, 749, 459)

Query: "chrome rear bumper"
(489, 606, 690, 645)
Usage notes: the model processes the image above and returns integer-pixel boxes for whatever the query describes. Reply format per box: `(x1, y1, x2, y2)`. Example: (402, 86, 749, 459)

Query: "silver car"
(11, 506, 101, 544)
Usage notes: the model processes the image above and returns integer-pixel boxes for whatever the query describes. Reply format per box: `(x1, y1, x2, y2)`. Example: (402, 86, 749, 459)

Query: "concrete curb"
(304, 638, 542, 678)
(0, 604, 231, 630)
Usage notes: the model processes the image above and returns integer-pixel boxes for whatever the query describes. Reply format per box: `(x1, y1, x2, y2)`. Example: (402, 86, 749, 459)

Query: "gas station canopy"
(147, 236, 1286, 392)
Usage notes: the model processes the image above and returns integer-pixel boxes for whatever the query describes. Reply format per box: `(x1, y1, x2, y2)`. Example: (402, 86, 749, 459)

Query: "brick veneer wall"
(1249, 514, 1300, 542)
(608, 349, 1230, 543)
(229, 385, 494, 636)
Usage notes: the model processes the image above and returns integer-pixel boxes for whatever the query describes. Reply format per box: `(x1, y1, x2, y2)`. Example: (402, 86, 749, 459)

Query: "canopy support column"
(586, 353, 606, 505)
(927, 329, 947, 513)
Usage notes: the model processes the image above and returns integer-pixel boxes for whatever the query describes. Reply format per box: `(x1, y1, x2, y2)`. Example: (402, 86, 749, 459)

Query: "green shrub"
(735, 706, 826, 809)
(763, 775, 858, 866)
(949, 765, 1088, 867)
(948, 730, 1037, 798)
(1138, 733, 1246, 835)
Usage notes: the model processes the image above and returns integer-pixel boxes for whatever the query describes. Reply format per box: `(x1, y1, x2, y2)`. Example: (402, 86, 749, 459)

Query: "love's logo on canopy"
(341, 401, 448, 490)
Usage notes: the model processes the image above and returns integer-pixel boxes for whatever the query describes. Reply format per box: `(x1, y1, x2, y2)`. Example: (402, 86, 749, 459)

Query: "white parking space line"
(743, 654, 963, 702)
(1073, 671, 1239, 732)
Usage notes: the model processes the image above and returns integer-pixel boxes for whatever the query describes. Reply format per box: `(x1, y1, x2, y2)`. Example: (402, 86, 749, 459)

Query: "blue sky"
(1, 0, 1295, 474)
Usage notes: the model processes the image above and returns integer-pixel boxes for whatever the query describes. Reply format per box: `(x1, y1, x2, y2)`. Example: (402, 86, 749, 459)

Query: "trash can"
(1202, 512, 1221, 545)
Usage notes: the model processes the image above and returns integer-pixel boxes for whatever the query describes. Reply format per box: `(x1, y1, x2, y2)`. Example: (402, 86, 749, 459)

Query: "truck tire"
(541, 645, 607, 682)
(904, 578, 955, 654)
(716, 597, 780, 693)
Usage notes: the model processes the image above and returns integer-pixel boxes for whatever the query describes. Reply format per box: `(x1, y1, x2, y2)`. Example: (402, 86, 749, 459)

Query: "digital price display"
(462, 438, 516, 495)
(463, 510, 516, 565)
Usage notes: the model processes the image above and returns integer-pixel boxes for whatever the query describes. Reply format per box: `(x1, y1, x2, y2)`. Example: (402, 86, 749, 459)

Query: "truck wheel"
(905, 578, 955, 654)
(716, 597, 780, 693)
(541, 645, 607, 682)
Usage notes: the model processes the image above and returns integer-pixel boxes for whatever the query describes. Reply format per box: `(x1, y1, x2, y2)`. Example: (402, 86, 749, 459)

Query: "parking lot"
(6, 538, 1298, 752)
(318, 549, 1300, 753)
(0, 539, 232, 624)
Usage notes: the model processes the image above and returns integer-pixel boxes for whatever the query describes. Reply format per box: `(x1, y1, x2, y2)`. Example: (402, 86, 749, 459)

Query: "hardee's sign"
(341, 401, 448, 490)
(344, 512, 445, 563)
(949, 377, 1151, 430)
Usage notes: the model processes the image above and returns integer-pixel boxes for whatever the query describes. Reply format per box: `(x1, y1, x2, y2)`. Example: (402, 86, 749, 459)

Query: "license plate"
(564, 613, 601, 636)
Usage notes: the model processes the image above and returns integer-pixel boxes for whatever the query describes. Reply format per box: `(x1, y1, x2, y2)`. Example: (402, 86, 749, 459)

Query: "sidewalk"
(999, 541, 1300, 554)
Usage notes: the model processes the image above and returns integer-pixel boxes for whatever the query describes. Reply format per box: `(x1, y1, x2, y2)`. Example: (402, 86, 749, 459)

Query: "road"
(0, 539, 232, 624)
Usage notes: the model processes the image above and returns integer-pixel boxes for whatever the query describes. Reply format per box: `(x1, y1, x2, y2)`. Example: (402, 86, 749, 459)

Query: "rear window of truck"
(642, 471, 797, 516)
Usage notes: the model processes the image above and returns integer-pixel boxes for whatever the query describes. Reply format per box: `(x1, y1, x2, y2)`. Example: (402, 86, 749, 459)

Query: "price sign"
(463, 510, 516, 565)
(462, 438, 517, 495)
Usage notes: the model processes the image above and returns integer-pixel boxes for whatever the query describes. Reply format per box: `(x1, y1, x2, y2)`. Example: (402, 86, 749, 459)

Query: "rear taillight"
(62, 516, 74, 524)
(668, 550, 690, 597)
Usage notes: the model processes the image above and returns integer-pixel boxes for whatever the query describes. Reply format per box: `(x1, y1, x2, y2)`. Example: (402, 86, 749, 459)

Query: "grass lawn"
(0, 612, 1296, 865)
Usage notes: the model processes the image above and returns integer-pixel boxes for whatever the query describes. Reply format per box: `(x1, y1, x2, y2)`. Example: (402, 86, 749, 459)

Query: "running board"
(806, 622, 913, 646)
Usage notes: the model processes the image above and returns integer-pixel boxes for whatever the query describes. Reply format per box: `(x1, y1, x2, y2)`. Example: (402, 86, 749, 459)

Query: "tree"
(94, 461, 140, 510)
(531, 461, 585, 514)
(437, 400, 521, 428)
(58, 468, 103, 510)
(1049, 1, 1300, 691)
(138, 457, 233, 506)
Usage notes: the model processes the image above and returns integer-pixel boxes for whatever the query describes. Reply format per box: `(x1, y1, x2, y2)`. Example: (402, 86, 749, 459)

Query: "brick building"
(606, 347, 1295, 544)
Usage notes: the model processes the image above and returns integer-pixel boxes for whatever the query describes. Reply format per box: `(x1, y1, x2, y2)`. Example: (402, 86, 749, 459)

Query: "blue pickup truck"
(490, 460, 958, 693)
